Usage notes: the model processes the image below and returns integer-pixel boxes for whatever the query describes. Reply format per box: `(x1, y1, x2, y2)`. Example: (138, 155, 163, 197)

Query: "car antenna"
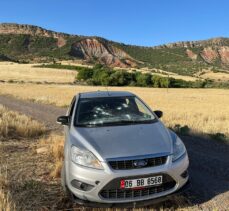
(105, 85, 111, 96)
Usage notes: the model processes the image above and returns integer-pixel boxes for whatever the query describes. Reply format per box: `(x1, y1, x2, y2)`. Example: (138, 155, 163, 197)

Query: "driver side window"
(68, 97, 76, 117)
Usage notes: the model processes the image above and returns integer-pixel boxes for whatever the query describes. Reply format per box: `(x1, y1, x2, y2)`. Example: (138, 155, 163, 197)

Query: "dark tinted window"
(68, 97, 76, 117)
(75, 96, 155, 127)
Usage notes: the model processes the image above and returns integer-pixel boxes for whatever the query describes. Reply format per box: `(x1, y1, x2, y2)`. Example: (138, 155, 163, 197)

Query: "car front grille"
(99, 174, 176, 200)
(108, 156, 167, 170)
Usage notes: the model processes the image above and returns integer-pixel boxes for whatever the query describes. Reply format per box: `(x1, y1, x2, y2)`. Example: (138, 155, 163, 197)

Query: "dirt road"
(0, 95, 228, 210)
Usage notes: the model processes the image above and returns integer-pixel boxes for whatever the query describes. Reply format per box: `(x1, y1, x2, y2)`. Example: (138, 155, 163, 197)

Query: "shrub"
(109, 71, 132, 86)
(152, 75, 169, 88)
(91, 68, 111, 85)
(173, 124, 190, 135)
(136, 73, 152, 87)
(210, 133, 228, 142)
(77, 68, 94, 81)
(75, 64, 229, 89)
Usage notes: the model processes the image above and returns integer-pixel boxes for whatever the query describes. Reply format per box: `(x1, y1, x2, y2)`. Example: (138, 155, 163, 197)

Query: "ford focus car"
(57, 91, 189, 207)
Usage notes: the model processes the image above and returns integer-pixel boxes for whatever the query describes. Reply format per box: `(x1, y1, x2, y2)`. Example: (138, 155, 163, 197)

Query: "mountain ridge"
(0, 23, 229, 75)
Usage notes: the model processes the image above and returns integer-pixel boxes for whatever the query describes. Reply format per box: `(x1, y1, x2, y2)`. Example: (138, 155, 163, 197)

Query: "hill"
(0, 23, 229, 76)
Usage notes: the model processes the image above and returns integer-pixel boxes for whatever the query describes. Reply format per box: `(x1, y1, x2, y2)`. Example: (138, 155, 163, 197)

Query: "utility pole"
(167, 73, 169, 93)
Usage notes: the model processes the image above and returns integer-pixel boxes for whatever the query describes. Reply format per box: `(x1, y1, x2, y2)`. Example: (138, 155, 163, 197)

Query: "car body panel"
(70, 122, 172, 161)
(66, 152, 189, 203)
(61, 91, 189, 204)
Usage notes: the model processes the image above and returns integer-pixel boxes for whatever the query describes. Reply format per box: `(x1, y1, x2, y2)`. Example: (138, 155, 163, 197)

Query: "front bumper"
(72, 179, 190, 208)
(66, 153, 189, 204)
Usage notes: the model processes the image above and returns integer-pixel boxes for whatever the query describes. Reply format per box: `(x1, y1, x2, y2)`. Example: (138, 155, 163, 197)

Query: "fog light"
(71, 179, 94, 191)
(181, 170, 189, 178)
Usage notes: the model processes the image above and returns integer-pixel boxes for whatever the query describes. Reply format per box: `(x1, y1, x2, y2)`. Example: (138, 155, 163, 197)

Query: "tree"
(77, 68, 94, 81)
(136, 73, 152, 87)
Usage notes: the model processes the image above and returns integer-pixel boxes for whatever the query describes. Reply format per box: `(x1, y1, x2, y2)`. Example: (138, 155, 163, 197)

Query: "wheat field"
(0, 83, 229, 138)
(0, 104, 46, 140)
(0, 62, 76, 83)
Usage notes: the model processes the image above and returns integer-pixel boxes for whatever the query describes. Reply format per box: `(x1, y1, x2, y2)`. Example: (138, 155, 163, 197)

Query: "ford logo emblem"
(133, 159, 148, 168)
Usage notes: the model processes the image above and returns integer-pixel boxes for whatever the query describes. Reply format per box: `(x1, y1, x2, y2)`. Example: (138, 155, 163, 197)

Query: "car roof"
(78, 91, 135, 99)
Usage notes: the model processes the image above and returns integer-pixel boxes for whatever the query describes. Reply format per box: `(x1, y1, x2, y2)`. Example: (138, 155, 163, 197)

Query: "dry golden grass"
(0, 185, 15, 211)
(0, 62, 76, 83)
(39, 134, 64, 178)
(200, 71, 229, 81)
(0, 165, 16, 211)
(0, 192, 14, 211)
(114, 66, 198, 82)
(0, 83, 229, 138)
(0, 104, 46, 140)
(60, 60, 93, 68)
(135, 68, 199, 82)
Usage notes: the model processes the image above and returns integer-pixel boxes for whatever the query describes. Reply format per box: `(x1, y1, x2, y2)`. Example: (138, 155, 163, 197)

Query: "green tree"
(77, 68, 94, 81)
(136, 73, 152, 87)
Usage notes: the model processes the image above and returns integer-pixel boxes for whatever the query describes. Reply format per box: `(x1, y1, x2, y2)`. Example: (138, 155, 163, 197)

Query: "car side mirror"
(57, 116, 69, 125)
(154, 110, 163, 118)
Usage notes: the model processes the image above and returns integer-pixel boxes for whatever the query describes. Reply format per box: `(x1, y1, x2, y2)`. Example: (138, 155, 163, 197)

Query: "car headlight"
(172, 136, 186, 162)
(71, 146, 104, 170)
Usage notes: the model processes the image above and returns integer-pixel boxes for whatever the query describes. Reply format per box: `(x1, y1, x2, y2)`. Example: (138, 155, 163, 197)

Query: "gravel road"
(0, 95, 228, 210)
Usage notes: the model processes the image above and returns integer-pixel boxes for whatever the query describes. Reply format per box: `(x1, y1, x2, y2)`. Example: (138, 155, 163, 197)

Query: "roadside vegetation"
(39, 134, 64, 178)
(0, 105, 46, 140)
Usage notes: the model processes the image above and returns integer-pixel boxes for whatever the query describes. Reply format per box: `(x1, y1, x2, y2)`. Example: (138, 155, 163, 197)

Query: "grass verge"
(0, 105, 46, 141)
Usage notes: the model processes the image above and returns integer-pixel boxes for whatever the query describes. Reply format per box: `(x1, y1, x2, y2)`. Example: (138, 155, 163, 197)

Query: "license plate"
(120, 175, 163, 189)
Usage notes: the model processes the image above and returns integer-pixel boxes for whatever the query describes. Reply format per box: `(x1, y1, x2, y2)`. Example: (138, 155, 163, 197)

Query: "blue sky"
(0, 0, 228, 46)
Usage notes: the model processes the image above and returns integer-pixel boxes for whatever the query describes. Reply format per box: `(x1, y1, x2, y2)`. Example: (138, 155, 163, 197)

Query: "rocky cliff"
(156, 37, 229, 49)
(0, 23, 69, 47)
(70, 38, 136, 67)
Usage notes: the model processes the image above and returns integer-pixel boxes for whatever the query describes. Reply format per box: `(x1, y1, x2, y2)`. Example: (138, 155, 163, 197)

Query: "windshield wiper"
(110, 119, 153, 125)
(76, 119, 154, 127)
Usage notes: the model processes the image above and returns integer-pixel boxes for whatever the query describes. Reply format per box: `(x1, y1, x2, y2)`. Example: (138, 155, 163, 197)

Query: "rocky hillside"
(115, 38, 229, 75)
(70, 38, 136, 67)
(0, 23, 137, 67)
(158, 38, 229, 66)
(0, 23, 229, 75)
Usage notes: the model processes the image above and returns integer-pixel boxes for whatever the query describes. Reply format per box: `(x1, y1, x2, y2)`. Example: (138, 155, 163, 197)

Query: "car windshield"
(75, 96, 156, 127)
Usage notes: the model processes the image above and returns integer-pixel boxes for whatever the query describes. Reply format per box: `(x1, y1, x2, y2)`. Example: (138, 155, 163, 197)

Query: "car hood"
(72, 122, 172, 161)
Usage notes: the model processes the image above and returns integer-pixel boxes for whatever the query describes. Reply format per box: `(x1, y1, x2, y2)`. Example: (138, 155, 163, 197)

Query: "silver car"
(57, 91, 189, 207)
